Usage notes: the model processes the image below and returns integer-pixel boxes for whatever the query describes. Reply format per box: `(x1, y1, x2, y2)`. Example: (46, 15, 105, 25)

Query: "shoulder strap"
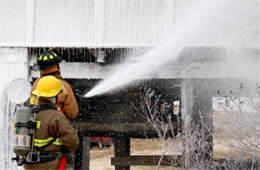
(32, 105, 58, 151)
(33, 104, 57, 113)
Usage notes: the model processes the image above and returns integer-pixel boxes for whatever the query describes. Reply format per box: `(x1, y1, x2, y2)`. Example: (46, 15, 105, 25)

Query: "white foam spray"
(85, 0, 258, 98)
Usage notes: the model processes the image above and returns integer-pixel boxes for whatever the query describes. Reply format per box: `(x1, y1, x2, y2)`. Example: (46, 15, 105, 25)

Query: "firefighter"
(24, 76, 79, 170)
(30, 49, 79, 120)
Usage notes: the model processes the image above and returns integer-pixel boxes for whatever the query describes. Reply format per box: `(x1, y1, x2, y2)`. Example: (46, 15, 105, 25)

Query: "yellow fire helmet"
(32, 76, 62, 98)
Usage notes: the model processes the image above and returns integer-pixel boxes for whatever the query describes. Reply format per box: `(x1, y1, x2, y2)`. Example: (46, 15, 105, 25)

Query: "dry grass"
(213, 110, 260, 160)
(89, 110, 259, 169)
(90, 139, 182, 170)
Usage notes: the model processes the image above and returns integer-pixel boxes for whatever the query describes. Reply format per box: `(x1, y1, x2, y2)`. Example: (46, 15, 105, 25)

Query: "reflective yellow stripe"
(39, 56, 42, 60)
(36, 121, 41, 129)
(34, 137, 63, 147)
(43, 56, 48, 61)
(29, 95, 38, 105)
(53, 138, 63, 145)
(49, 55, 54, 59)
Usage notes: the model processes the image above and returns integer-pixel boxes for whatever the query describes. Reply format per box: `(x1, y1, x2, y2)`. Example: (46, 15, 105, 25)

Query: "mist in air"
(85, 0, 259, 98)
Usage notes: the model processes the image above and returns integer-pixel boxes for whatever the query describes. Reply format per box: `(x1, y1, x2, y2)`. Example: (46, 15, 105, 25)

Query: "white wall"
(0, 48, 28, 169)
(1, 0, 259, 48)
(0, 0, 27, 46)
(0, 0, 175, 47)
(0, 0, 258, 48)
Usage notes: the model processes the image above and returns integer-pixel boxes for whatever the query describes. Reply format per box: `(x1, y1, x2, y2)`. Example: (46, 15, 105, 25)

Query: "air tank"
(13, 107, 33, 157)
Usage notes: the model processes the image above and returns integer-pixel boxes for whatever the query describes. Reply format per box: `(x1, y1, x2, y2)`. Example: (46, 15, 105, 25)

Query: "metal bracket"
(26, 152, 40, 163)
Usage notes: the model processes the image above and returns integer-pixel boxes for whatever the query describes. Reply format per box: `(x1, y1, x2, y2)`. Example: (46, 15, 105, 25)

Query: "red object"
(58, 156, 67, 170)
(59, 108, 65, 113)
(90, 137, 112, 147)
(100, 137, 112, 145)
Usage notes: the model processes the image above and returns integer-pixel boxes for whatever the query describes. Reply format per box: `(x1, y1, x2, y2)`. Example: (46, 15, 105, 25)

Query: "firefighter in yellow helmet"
(24, 76, 79, 170)
(30, 49, 79, 120)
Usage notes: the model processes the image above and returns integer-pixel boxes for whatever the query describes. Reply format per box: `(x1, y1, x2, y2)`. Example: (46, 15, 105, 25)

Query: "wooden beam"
(82, 137, 90, 170)
(111, 155, 182, 167)
(31, 59, 259, 80)
(74, 133, 90, 170)
(114, 137, 131, 170)
(73, 122, 180, 138)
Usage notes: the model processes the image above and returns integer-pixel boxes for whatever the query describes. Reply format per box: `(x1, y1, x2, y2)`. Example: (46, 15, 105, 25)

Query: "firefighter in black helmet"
(33, 50, 62, 71)
(30, 49, 79, 120)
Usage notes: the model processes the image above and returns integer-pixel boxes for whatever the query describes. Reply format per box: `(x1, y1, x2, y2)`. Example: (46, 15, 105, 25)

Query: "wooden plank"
(111, 155, 182, 167)
(82, 137, 90, 170)
(73, 122, 180, 138)
(74, 134, 83, 169)
(114, 137, 130, 170)
(74, 134, 90, 170)
(31, 59, 259, 79)
(74, 122, 158, 133)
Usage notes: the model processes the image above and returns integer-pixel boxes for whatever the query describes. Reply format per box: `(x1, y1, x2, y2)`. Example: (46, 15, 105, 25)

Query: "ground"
(89, 110, 260, 169)
(90, 139, 178, 170)
(90, 137, 256, 170)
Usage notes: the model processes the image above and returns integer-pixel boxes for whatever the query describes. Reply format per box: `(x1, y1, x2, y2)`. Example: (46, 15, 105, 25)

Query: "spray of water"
(85, 0, 258, 98)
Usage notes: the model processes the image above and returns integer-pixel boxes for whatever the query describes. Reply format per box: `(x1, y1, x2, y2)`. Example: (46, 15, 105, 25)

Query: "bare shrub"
(132, 86, 213, 169)
(133, 84, 260, 169)
(214, 83, 260, 169)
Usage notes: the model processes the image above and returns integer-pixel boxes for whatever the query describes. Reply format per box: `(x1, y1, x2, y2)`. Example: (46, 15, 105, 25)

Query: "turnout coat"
(30, 72, 79, 120)
(24, 99, 79, 170)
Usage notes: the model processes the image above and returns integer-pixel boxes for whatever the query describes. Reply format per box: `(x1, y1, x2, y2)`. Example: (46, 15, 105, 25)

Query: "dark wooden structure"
(29, 47, 258, 169)
(69, 78, 183, 170)
(68, 78, 225, 170)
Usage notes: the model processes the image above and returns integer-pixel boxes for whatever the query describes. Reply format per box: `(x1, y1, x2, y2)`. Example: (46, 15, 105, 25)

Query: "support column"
(191, 79, 213, 168)
(182, 79, 213, 169)
(75, 133, 90, 170)
(114, 136, 130, 170)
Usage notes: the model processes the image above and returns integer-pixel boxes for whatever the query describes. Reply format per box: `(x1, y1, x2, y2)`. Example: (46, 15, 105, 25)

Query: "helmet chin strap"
(55, 96, 58, 105)
(40, 65, 60, 76)
(40, 71, 61, 78)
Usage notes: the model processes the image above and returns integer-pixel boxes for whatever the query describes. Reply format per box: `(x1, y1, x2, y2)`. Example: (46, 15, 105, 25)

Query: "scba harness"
(12, 105, 63, 165)
(25, 150, 62, 164)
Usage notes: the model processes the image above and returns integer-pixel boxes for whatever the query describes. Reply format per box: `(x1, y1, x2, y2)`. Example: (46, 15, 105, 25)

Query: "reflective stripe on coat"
(24, 100, 79, 170)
